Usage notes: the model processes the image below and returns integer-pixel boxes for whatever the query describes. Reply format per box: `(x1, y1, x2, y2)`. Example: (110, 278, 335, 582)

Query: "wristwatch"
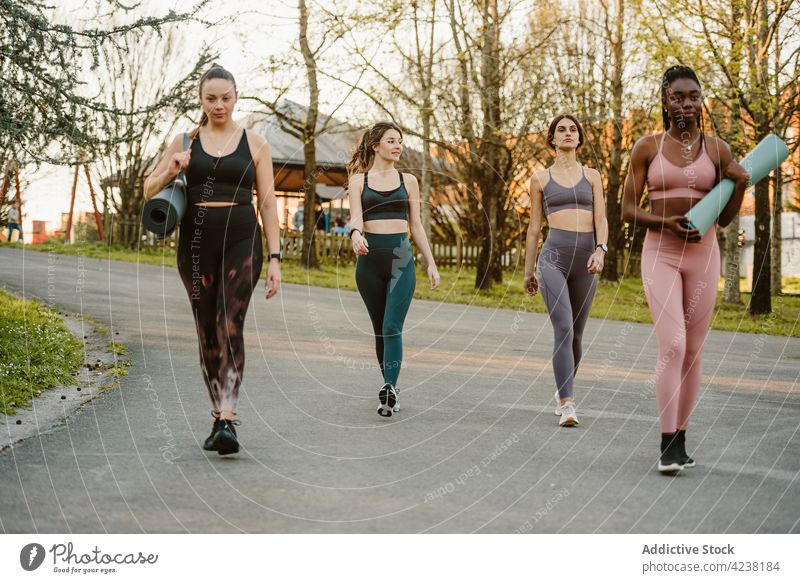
(268, 253, 282, 262)
(596, 243, 608, 253)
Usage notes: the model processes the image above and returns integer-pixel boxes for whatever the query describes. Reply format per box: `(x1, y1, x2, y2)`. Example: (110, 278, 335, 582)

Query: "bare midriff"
(650, 198, 702, 220)
(194, 201, 239, 207)
(546, 208, 594, 232)
(363, 218, 408, 234)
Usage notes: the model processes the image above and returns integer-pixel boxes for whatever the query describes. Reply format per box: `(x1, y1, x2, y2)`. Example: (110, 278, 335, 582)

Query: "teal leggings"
(355, 232, 416, 387)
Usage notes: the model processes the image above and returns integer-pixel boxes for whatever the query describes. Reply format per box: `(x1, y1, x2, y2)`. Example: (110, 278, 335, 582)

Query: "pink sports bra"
(647, 133, 717, 200)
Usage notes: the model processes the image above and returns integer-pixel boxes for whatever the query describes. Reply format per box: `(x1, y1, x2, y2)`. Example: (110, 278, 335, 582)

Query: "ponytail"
(191, 63, 236, 140)
(347, 122, 403, 177)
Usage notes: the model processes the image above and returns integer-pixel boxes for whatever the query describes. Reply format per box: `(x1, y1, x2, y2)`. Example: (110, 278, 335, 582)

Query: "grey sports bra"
(542, 166, 594, 216)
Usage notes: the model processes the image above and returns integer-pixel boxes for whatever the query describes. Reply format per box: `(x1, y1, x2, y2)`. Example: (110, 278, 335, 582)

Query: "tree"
(250, 0, 358, 269)
(0, 0, 208, 165)
(89, 24, 214, 246)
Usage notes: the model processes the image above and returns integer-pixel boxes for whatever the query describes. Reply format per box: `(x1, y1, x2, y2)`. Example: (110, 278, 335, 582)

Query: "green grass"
(5, 240, 799, 337)
(107, 341, 127, 356)
(0, 289, 84, 415)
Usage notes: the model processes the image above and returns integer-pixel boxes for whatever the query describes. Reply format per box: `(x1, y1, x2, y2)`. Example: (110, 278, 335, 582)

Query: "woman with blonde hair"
(347, 122, 439, 416)
(144, 64, 282, 455)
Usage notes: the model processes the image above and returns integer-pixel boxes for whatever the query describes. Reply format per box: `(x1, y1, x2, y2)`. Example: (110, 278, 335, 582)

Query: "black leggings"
(177, 204, 263, 417)
(355, 232, 416, 387)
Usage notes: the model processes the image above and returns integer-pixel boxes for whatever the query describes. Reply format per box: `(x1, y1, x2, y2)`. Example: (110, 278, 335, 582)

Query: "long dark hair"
(347, 122, 403, 176)
(191, 63, 237, 139)
(660, 65, 704, 135)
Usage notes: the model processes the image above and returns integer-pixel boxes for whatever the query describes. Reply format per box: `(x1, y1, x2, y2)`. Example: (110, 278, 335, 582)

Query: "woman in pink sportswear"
(622, 66, 749, 474)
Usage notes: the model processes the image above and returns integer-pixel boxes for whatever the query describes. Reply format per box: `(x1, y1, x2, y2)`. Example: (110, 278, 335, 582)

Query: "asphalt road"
(0, 247, 798, 533)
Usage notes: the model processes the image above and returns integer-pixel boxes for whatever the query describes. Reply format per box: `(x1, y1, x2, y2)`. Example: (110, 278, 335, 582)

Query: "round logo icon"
(20, 543, 46, 571)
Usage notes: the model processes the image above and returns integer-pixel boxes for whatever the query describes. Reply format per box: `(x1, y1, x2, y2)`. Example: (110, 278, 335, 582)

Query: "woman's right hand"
(167, 148, 191, 178)
(523, 273, 538, 296)
(663, 215, 701, 243)
(351, 231, 369, 255)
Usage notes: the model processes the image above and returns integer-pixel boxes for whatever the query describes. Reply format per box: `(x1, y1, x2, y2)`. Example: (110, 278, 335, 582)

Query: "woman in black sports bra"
(144, 64, 282, 455)
(347, 122, 440, 417)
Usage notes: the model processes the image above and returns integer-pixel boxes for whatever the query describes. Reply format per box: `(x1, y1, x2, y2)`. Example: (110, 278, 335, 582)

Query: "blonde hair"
(347, 122, 403, 176)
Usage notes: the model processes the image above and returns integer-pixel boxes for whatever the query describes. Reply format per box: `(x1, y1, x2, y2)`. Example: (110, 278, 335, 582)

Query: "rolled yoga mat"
(141, 134, 189, 238)
(684, 134, 789, 232)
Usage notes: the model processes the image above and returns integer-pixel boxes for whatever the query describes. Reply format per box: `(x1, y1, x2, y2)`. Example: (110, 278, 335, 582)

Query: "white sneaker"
(554, 392, 576, 416)
(393, 388, 400, 412)
(377, 383, 398, 417)
(559, 401, 579, 427)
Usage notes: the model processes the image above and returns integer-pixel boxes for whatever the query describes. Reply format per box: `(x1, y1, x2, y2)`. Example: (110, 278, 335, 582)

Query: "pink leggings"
(641, 227, 719, 433)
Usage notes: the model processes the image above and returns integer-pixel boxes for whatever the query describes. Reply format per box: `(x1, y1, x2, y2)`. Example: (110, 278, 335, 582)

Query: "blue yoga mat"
(684, 134, 789, 232)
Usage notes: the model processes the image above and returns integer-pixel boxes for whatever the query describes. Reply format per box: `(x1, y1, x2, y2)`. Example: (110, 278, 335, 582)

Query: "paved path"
(0, 247, 798, 533)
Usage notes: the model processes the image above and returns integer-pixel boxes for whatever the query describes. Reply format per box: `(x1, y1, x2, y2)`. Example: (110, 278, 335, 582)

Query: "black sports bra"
(185, 130, 255, 205)
(361, 171, 409, 221)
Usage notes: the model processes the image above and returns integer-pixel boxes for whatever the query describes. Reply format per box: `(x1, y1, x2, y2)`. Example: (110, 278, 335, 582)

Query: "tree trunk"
(771, 164, 782, 294)
(604, 0, 625, 281)
(750, 174, 772, 313)
(475, 0, 503, 290)
(299, 0, 320, 269)
(749, 0, 772, 314)
(722, 217, 743, 304)
(301, 132, 320, 269)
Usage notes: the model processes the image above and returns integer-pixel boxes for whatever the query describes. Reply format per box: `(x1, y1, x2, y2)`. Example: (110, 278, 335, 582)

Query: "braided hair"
(660, 65, 705, 146)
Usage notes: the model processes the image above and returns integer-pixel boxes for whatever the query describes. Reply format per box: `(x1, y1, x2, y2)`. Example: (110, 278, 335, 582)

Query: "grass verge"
(4, 240, 799, 337)
(0, 289, 84, 415)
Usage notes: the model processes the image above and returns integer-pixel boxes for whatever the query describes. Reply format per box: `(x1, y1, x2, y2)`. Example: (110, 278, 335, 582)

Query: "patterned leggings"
(177, 204, 263, 417)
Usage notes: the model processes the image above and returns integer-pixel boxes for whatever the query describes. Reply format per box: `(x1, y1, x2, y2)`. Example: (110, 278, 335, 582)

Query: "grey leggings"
(537, 228, 598, 400)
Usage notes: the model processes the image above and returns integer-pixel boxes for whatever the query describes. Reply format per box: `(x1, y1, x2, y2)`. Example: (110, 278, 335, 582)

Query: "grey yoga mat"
(141, 133, 189, 238)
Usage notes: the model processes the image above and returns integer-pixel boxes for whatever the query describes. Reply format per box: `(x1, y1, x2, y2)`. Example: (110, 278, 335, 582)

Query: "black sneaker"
(205, 419, 240, 455)
(203, 419, 225, 451)
(658, 433, 685, 474)
(377, 383, 397, 417)
(675, 429, 695, 468)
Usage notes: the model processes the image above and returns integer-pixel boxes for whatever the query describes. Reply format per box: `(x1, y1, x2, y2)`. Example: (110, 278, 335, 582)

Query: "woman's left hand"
(265, 260, 281, 299)
(587, 249, 605, 274)
(427, 263, 440, 290)
(725, 161, 750, 186)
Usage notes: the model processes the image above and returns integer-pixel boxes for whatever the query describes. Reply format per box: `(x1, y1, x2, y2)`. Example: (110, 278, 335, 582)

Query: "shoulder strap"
(363, 172, 368, 186)
(658, 132, 666, 153)
(580, 165, 586, 178)
(183, 132, 189, 150)
(398, 170, 405, 184)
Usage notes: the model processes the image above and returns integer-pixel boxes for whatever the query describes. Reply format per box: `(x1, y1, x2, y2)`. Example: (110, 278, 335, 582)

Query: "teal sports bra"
(361, 171, 409, 221)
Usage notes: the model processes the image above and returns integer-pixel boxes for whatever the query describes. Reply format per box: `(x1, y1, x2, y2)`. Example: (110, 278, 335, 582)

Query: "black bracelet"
(268, 253, 282, 262)
(349, 228, 362, 239)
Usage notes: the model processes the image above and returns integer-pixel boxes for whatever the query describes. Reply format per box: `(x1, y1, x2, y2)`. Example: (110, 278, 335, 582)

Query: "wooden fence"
(280, 230, 522, 268)
(100, 221, 524, 270)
